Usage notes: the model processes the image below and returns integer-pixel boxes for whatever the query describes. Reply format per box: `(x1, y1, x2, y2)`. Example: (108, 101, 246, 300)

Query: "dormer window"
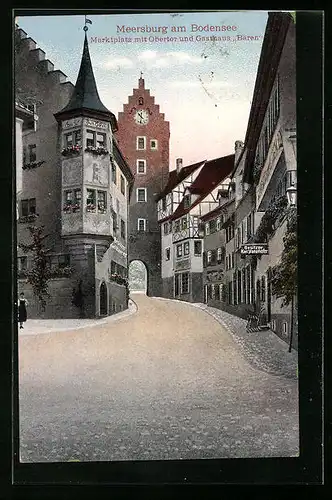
(183, 194, 191, 209)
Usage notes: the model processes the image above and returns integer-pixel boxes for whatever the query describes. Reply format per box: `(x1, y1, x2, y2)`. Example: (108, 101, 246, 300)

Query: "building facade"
(157, 155, 234, 302)
(116, 76, 170, 296)
(15, 27, 134, 318)
(199, 12, 297, 348)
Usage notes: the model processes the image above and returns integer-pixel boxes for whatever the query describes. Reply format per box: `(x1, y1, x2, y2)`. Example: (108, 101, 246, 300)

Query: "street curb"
(151, 296, 297, 380)
(19, 300, 138, 336)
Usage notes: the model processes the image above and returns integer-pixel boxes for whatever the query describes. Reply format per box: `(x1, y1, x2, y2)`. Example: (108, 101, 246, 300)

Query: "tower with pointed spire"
(116, 75, 170, 296)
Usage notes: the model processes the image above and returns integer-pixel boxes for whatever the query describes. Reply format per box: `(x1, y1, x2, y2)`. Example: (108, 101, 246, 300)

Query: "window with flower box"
(86, 189, 96, 212)
(65, 130, 81, 148)
(184, 242, 190, 256)
(97, 190, 107, 213)
(86, 130, 95, 147)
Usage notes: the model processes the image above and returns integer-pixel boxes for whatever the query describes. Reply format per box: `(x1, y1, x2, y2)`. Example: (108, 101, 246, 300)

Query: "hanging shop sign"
(240, 243, 268, 255)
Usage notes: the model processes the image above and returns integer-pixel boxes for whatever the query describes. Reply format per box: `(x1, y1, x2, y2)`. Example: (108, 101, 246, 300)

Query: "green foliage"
(270, 208, 297, 307)
(255, 195, 288, 242)
(19, 225, 51, 311)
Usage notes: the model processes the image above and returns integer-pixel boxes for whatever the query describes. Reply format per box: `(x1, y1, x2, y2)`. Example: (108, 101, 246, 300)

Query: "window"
(21, 198, 36, 216)
(216, 217, 221, 231)
(183, 195, 191, 209)
(215, 284, 220, 301)
(73, 189, 81, 210)
(181, 217, 187, 230)
(247, 213, 253, 239)
(137, 188, 147, 202)
(86, 130, 95, 147)
(176, 244, 183, 258)
(28, 144, 36, 163)
(137, 218, 146, 231)
(58, 254, 70, 268)
(65, 130, 81, 148)
(165, 247, 170, 261)
(184, 242, 190, 256)
(231, 252, 235, 269)
(194, 241, 202, 256)
(282, 322, 288, 336)
(18, 256, 27, 270)
(97, 191, 107, 213)
(150, 139, 158, 150)
(120, 175, 125, 195)
(261, 275, 266, 302)
(181, 273, 189, 294)
(137, 159, 146, 174)
(205, 222, 210, 236)
(65, 190, 73, 204)
(207, 250, 212, 264)
(210, 219, 216, 233)
(111, 162, 117, 184)
(121, 219, 126, 239)
(219, 284, 224, 302)
(137, 136, 146, 150)
(174, 220, 180, 233)
(163, 223, 168, 235)
(217, 247, 223, 262)
(86, 189, 96, 211)
(96, 132, 106, 147)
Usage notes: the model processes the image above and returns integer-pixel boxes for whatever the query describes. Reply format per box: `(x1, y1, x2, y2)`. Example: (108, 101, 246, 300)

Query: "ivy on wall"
(270, 207, 297, 307)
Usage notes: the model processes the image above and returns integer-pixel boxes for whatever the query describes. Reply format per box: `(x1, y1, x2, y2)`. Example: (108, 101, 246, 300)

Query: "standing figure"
(18, 292, 28, 329)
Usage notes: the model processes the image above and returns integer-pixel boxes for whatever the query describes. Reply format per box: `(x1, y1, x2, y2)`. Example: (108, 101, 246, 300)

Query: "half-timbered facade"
(157, 155, 234, 302)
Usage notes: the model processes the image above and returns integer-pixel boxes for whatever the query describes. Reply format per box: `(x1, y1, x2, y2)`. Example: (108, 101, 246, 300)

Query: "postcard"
(13, 8, 322, 485)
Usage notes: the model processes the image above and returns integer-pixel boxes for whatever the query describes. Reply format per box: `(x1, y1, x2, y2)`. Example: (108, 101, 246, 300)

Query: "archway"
(99, 281, 108, 316)
(128, 260, 148, 294)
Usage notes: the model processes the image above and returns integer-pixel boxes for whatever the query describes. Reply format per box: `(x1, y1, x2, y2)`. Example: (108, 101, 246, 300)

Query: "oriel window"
(73, 189, 82, 207)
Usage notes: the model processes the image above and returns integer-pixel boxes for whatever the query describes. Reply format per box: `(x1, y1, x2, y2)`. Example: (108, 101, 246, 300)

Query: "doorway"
(100, 282, 108, 316)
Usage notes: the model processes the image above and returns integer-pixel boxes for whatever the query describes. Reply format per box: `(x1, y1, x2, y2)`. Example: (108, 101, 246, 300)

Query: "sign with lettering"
(240, 243, 268, 255)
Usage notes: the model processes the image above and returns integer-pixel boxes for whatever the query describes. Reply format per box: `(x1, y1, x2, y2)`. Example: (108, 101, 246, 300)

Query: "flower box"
(61, 145, 82, 157)
(85, 146, 109, 156)
(86, 204, 96, 212)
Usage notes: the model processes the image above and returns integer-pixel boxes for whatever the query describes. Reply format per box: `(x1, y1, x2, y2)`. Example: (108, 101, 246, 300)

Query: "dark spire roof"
(54, 33, 118, 130)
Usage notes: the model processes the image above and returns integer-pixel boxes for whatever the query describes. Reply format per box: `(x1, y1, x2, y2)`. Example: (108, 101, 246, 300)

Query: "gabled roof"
(200, 197, 234, 222)
(171, 154, 235, 221)
(155, 160, 206, 201)
(54, 33, 118, 130)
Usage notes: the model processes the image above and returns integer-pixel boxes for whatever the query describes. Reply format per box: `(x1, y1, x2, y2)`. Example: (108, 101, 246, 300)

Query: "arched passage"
(99, 281, 108, 316)
(128, 260, 148, 294)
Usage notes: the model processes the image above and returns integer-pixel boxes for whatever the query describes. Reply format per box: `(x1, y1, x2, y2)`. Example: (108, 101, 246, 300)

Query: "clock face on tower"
(134, 109, 149, 125)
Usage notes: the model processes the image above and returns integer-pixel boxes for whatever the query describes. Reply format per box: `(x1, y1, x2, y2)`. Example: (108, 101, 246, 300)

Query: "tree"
(270, 208, 297, 307)
(19, 225, 52, 311)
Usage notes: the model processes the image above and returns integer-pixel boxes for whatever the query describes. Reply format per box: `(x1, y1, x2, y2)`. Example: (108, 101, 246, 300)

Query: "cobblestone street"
(19, 293, 299, 462)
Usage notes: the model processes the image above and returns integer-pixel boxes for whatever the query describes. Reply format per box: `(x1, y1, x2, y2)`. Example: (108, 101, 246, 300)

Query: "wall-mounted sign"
(240, 243, 268, 255)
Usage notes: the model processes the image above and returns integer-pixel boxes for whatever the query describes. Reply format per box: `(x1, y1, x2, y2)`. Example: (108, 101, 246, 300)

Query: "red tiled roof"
(170, 154, 235, 221)
(155, 160, 206, 201)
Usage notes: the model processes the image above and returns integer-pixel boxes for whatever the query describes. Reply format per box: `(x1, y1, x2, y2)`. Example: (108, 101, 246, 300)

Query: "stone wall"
(162, 277, 173, 299)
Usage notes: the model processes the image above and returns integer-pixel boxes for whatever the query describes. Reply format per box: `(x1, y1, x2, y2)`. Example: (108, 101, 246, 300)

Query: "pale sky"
(16, 11, 268, 170)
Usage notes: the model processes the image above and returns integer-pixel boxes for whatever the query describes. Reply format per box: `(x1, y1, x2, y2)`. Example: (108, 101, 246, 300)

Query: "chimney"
(234, 140, 244, 164)
(176, 158, 183, 174)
